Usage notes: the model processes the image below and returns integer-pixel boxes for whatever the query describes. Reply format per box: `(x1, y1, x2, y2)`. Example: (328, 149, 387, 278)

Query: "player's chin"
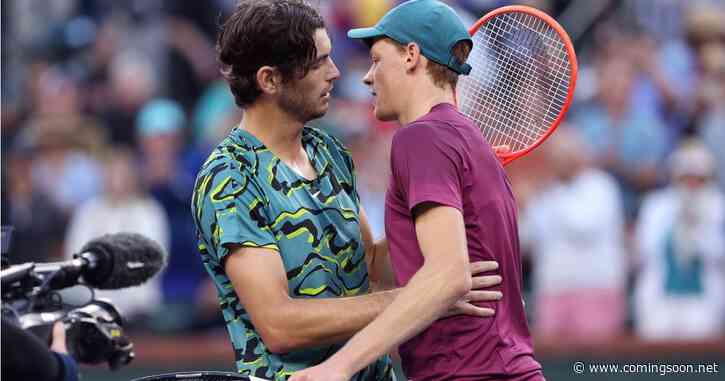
(316, 100, 327, 110)
(309, 105, 328, 120)
(374, 107, 396, 122)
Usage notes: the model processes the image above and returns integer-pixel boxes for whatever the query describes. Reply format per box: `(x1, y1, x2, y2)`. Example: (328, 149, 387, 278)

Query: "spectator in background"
(698, 96, 725, 191)
(612, 3, 698, 135)
(688, 5, 725, 190)
(191, 80, 240, 153)
(684, 2, 725, 124)
(520, 126, 627, 342)
(29, 123, 104, 215)
(64, 146, 169, 328)
(136, 98, 211, 331)
(162, 14, 220, 112)
(1, 136, 67, 264)
(25, 69, 105, 215)
(100, 50, 159, 146)
(573, 27, 672, 223)
(634, 140, 725, 340)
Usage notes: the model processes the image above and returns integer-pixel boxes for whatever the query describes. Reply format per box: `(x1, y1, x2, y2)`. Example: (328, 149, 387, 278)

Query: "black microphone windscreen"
(80, 233, 166, 289)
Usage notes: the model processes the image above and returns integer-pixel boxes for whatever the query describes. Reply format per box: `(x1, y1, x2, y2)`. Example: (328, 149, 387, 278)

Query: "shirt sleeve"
(193, 158, 279, 263)
(390, 123, 464, 212)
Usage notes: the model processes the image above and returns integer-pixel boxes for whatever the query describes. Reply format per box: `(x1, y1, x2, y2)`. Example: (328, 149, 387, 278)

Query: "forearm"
(368, 238, 397, 291)
(326, 263, 467, 374)
(268, 288, 399, 352)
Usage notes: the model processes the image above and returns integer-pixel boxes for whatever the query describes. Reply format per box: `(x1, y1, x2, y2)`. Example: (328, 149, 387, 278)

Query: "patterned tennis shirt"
(191, 126, 392, 381)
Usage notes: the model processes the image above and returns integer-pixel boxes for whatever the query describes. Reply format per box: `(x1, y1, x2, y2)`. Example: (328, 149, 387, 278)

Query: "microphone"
(33, 233, 166, 290)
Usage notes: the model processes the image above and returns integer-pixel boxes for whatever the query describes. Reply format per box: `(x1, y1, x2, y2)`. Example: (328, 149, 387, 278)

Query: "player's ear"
(404, 42, 422, 72)
(257, 66, 282, 95)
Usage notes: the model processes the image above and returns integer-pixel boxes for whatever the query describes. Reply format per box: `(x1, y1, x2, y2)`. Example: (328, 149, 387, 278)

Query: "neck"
(106, 193, 134, 205)
(397, 81, 456, 125)
(241, 99, 306, 162)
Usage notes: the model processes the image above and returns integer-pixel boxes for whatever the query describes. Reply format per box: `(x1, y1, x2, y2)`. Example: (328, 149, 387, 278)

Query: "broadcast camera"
(1, 227, 166, 370)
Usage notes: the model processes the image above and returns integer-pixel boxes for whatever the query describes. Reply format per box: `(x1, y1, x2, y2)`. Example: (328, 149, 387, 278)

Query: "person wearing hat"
(137, 98, 210, 331)
(291, 1, 543, 380)
(634, 139, 725, 341)
(192, 1, 504, 380)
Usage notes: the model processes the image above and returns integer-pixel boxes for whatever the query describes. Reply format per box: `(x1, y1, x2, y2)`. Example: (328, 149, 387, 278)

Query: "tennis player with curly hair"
(191, 1, 504, 380)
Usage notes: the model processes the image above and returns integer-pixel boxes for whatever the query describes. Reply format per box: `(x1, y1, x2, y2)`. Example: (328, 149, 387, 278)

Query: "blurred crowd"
(2, 0, 724, 344)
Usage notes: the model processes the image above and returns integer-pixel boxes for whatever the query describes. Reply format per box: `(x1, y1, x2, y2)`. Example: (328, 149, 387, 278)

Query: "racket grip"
(492, 145, 514, 166)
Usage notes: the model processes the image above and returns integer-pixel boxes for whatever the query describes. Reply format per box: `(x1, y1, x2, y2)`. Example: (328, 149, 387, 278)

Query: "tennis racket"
(131, 372, 268, 381)
(456, 5, 578, 165)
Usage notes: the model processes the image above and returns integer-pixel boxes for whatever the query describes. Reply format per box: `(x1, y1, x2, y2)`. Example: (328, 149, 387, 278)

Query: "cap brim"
(347, 27, 385, 40)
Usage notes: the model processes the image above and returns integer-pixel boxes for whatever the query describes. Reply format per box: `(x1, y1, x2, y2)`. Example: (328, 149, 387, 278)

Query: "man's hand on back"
(445, 260, 502, 318)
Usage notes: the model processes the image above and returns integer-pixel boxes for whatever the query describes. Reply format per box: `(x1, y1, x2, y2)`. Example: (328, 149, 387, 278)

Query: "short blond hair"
(386, 38, 471, 89)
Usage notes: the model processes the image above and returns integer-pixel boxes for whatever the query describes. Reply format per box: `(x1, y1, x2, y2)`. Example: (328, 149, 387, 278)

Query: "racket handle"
(492, 145, 514, 166)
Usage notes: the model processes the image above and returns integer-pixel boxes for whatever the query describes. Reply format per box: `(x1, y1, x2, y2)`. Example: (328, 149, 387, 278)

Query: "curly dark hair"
(216, 0, 325, 108)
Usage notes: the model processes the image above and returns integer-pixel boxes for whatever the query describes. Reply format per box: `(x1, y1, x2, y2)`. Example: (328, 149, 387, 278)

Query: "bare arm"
(359, 206, 498, 297)
(225, 245, 398, 354)
(227, 208, 499, 355)
(290, 204, 476, 380)
(359, 206, 396, 291)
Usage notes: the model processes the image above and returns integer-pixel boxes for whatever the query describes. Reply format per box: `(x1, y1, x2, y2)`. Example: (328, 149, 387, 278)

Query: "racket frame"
(463, 5, 578, 165)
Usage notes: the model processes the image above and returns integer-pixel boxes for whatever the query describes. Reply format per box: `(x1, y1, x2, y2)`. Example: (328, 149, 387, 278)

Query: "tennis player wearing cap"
(291, 1, 543, 380)
(193, 1, 508, 380)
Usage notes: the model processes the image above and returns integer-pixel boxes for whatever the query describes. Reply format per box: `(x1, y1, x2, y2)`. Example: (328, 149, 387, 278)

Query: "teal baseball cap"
(347, 0, 472, 75)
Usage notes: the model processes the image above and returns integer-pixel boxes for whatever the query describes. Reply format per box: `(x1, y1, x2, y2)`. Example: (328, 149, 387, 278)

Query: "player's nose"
(328, 58, 341, 81)
(362, 66, 373, 86)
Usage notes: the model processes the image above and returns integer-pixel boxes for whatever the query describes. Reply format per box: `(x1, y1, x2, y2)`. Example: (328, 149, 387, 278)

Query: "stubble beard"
(278, 85, 325, 124)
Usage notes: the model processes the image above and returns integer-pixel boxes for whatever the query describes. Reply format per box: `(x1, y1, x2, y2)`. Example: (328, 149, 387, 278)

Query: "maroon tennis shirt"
(385, 103, 543, 380)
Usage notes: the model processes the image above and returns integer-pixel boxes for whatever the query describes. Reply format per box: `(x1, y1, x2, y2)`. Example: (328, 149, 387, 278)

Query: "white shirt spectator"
(634, 184, 725, 340)
(64, 196, 169, 321)
(522, 168, 627, 294)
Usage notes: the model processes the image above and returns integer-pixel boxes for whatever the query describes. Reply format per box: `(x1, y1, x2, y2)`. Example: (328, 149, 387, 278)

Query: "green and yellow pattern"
(191, 126, 392, 380)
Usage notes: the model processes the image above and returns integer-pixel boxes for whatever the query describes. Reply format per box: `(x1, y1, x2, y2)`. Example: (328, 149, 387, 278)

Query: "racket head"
(130, 372, 266, 381)
(456, 5, 578, 165)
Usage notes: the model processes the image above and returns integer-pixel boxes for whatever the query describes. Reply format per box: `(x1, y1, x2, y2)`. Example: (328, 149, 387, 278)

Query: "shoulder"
(579, 169, 619, 191)
(71, 198, 105, 220)
(392, 118, 473, 160)
(640, 188, 675, 212)
(197, 135, 256, 182)
(193, 137, 262, 204)
(136, 197, 167, 215)
(392, 121, 447, 146)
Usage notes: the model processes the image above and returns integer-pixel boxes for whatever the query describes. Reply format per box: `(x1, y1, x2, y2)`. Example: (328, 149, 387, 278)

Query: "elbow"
(263, 337, 292, 354)
(259, 324, 297, 354)
(255, 308, 300, 354)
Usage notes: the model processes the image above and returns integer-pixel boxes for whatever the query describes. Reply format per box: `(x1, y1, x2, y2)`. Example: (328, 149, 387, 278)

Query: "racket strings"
(457, 11, 572, 152)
